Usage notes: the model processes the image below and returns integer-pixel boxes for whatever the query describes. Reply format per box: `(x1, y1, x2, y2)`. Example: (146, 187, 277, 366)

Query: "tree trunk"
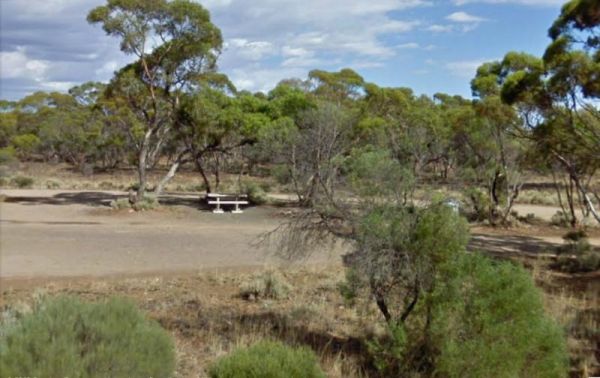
(195, 157, 212, 194)
(136, 130, 153, 201)
(154, 152, 188, 197)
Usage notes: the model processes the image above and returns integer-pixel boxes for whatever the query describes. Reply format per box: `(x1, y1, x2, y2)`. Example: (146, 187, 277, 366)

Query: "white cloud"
(453, 0, 564, 6)
(208, 0, 428, 91)
(0, 47, 49, 81)
(226, 38, 276, 60)
(397, 42, 420, 49)
(427, 24, 454, 33)
(446, 11, 487, 23)
(445, 59, 490, 78)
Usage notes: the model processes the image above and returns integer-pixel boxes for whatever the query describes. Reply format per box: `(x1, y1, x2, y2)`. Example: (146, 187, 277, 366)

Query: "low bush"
(243, 182, 267, 205)
(552, 230, 600, 273)
(110, 195, 159, 211)
(240, 271, 290, 300)
(0, 146, 17, 165)
(551, 210, 572, 227)
(133, 195, 159, 211)
(11, 175, 34, 188)
(45, 179, 61, 189)
(110, 198, 131, 210)
(271, 164, 292, 185)
(209, 340, 325, 378)
(0, 296, 175, 378)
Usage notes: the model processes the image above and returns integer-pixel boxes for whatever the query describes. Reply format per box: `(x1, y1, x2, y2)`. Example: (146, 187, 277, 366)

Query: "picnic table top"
(206, 193, 248, 198)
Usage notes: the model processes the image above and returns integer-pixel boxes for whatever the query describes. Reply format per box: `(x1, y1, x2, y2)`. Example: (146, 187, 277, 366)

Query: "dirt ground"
(1, 189, 599, 286)
(1, 188, 598, 376)
(0, 189, 342, 287)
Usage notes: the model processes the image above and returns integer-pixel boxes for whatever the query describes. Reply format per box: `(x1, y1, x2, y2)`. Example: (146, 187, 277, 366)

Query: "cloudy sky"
(1, 0, 565, 101)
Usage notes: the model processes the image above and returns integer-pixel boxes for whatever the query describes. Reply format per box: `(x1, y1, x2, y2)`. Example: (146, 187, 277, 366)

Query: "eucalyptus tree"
(462, 63, 527, 225)
(491, 0, 600, 225)
(88, 0, 222, 201)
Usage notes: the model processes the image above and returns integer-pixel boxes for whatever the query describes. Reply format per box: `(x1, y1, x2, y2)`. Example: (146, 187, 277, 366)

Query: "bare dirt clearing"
(0, 189, 341, 286)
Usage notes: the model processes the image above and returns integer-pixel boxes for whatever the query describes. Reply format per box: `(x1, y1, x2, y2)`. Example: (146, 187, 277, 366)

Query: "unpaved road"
(0, 190, 340, 284)
(1, 189, 598, 285)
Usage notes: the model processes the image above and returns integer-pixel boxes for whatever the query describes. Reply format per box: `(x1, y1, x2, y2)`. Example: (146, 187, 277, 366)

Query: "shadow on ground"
(2, 191, 211, 210)
(469, 233, 559, 259)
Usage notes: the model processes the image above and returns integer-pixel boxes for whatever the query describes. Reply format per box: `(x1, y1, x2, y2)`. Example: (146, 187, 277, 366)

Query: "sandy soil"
(0, 189, 340, 286)
(1, 189, 598, 287)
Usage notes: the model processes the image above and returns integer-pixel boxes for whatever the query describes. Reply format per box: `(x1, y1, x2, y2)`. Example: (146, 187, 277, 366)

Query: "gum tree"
(88, 0, 222, 201)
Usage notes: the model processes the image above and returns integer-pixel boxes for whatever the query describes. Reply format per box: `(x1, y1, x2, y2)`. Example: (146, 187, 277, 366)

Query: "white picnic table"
(206, 193, 249, 213)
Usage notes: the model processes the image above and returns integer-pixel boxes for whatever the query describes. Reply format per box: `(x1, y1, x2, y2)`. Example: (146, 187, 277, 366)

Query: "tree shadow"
(2, 191, 231, 212)
(3, 192, 120, 207)
(469, 233, 559, 259)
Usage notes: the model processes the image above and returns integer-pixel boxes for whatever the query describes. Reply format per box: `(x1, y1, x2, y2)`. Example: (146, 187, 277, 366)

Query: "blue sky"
(0, 0, 566, 101)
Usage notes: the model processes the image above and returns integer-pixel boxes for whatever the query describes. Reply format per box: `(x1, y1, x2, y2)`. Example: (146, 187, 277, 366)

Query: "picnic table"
(206, 193, 249, 214)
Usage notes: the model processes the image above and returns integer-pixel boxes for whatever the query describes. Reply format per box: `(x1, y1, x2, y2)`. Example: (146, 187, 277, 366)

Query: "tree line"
(0, 0, 598, 228)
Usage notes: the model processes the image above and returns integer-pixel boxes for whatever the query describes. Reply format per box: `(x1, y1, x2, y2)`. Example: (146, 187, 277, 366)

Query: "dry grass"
(0, 162, 278, 194)
(2, 261, 598, 377)
(0, 266, 374, 378)
(531, 258, 600, 376)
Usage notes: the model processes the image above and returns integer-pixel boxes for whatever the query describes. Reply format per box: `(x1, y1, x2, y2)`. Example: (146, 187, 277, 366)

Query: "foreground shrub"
(209, 340, 325, 378)
(11, 175, 34, 188)
(0, 296, 175, 378)
(368, 254, 568, 377)
(435, 254, 568, 378)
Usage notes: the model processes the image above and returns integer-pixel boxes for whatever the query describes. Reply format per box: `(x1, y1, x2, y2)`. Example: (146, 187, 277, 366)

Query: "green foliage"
(465, 187, 492, 221)
(552, 230, 600, 273)
(11, 175, 34, 188)
(209, 340, 325, 378)
(0, 296, 175, 378)
(0, 146, 16, 165)
(346, 147, 414, 202)
(434, 255, 568, 378)
(367, 254, 568, 377)
(243, 181, 267, 205)
(110, 196, 159, 211)
(271, 164, 292, 185)
(11, 133, 41, 158)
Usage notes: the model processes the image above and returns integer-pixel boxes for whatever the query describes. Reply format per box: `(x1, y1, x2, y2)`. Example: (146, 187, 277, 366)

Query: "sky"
(0, 0, 567, 101)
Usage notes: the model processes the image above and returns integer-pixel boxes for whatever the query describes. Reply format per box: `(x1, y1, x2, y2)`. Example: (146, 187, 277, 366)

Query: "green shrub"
(0, 146, 16, 165)
(435, 254, 568, 378)
(465, 187, 491, 221)
(45, 179, 61, 189)
(552, 230, 600, 273)
(209, 340, 325, 378)
(271, 164, 292, 185)
(110, 198, 131, 210)
(367, 254, 568, 377)
(11, 133, 40, 158)
(0, 296, 175, 378)
(550, 210, 571, 227)
(110, 196, 159, 211)
(11, 175, 34, 188)
(132, 195, 159, 211)
(243, 182, 267, 205)
(240, 271, 290, 300)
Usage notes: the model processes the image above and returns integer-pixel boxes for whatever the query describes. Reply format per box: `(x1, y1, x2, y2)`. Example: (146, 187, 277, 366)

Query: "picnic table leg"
(213, 197, 224, 214)
(232, 197, 243, 214)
